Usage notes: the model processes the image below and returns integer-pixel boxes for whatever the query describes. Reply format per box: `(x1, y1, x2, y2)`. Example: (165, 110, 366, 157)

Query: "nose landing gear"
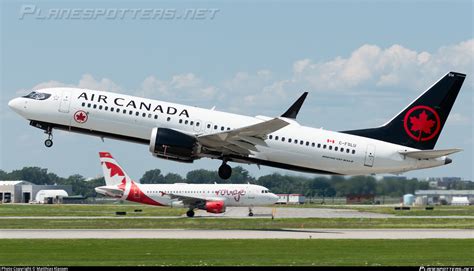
(44, 127, 53, 148)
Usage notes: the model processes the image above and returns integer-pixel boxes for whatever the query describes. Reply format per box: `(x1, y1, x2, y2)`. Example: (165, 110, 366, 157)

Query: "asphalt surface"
(1, 229, 472, 239)
(0, 207, 472, 219)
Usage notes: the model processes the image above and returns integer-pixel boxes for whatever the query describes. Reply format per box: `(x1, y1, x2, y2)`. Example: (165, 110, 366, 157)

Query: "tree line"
(1, 166, 472, 198)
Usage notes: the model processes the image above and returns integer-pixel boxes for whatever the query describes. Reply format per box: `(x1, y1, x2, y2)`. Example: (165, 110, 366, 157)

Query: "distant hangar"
(0, 180, 72, 203)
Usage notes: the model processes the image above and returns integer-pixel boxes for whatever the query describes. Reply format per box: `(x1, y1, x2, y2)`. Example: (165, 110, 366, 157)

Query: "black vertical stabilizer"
(281, 92, 308, 119)
(341, 72, 466, 150)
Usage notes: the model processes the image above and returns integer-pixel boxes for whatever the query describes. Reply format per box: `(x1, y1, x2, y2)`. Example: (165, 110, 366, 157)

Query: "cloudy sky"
(1, 1, 473, 181)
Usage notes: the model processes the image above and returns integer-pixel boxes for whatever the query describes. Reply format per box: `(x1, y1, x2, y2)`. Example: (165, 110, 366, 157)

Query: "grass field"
(0, 204, 185, 217)
(1, 204, 473, 217)
(0, 239, 472, 266)
(0, 217, 472, 229)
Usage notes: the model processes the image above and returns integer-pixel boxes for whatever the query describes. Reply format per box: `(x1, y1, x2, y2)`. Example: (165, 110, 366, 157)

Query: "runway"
(1, 229, 472, 239)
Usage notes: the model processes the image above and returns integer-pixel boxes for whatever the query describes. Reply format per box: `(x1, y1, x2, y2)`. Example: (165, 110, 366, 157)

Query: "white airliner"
(8, 72, 466, 179)
(95, 152, 278, 217)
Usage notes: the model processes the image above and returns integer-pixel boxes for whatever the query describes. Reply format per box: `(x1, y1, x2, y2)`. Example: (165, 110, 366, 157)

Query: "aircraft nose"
(269, 194, 279, 204)
(8, 98, 23, 114)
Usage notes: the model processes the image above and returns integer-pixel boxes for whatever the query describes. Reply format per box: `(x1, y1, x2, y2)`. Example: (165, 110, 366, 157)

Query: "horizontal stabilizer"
(398, 148, 462, 159)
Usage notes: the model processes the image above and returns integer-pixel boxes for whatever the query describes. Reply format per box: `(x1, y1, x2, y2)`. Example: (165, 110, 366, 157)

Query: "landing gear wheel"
(44, 127, 53, 148)
(186, 210, 195, 218)
(218, 163, 232, 179)
(248, 212, 254, 217)
(248, 207, 254, 217)
(44, 139, 53, 148)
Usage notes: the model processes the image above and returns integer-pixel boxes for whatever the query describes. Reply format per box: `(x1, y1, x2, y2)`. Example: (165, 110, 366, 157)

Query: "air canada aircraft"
(95, 152, 278, 217)
(9, 72, 466, 179)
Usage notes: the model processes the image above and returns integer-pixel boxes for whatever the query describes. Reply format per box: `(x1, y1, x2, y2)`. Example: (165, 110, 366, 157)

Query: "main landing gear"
(248, 207, 254, 217)
(218, 162, 232, 180)
(186, 209, 195, 218)
(44, 127, 53, 148)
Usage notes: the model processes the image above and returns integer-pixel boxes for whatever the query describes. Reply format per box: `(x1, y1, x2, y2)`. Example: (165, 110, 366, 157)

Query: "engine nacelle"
(149, 127, 199, 162)
(205, 201, 226, 214)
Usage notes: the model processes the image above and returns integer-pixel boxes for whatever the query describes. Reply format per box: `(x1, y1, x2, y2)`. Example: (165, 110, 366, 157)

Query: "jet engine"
(149, 128, 200, 163)
(205, 201, 226, 214)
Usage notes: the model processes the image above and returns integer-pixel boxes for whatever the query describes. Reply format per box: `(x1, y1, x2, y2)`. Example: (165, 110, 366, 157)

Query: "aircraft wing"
(160, 191, 223, 206)
(398, 148, 462, 159)
(197, 118, 289, 156)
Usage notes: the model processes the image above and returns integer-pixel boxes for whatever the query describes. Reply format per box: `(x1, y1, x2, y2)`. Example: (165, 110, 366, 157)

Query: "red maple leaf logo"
(76, 112, 86, 122)
(105, 162, 125, 178)
(409, 110, 436, 141)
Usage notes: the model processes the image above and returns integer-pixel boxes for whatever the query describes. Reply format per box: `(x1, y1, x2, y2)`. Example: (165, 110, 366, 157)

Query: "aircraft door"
(364, 144, 376, 167)
(59, 90, 71, 113)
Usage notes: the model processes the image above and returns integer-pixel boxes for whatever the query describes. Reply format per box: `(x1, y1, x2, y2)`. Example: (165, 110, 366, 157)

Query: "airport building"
(276, 194, 305, 204)
(414, 190, 474, 206)
(0, 180, 72, 203)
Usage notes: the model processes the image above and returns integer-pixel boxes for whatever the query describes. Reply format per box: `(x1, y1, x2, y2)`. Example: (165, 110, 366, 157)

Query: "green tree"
(140, 169, 165, 184)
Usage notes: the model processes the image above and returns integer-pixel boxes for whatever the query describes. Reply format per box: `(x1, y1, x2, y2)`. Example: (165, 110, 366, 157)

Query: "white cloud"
(292, 39, 473, 92)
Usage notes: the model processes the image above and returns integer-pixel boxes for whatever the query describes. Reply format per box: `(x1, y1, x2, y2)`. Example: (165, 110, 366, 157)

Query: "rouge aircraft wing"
(160, 191, 222, 206)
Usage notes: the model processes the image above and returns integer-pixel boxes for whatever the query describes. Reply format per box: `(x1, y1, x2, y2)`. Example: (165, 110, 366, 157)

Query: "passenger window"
(352, 150, 356, 154)
(306, 142, 309, 146)
(196, 122, 200, 126)
(135, 112, 139, 116)
(275, 136, 279, 140)
(190, 121, 194, 125)
(288, 138, 292, 143)
(300, 140, 304, 145)
(154, 115, 158, 119)
(317, 143, 321, 148)
(311, 143, 315, 147)
(269, 135, 273, 140)
(93, 104, 97, 109)
(282, 137, 285, 142)
(323, 145, 327, 149)
(87, 103, 91, 108)
(81, 102, 85, 107)
(221, 126, 224, 131)
(179, 119, 183, 124)
(99, 105, 103, 110)
(335, 147, 338, 151)
(341, 148, 344, 152)
(329, 146, 332, 150)
(214, 125, 218, 130)
(207, 124, 211, 128)
(185, 120, 189, 125)
(142, 113, 146, 117)
(167, 117, 171, 121)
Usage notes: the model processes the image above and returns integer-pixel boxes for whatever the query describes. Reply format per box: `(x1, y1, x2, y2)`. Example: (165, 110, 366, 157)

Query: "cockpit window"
(22, 91, 51, 100)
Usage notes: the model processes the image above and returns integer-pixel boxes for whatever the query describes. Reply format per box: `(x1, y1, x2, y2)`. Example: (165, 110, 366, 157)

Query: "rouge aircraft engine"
(204, 201, 226, 214)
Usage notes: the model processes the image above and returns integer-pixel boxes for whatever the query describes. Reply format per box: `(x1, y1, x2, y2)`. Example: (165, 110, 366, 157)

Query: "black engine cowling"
(149, 127, 199, 162)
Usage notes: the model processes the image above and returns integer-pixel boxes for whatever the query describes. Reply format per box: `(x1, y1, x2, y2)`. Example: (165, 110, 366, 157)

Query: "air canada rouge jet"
(8, 72, 466, 179)
(95, 152, 278, 217)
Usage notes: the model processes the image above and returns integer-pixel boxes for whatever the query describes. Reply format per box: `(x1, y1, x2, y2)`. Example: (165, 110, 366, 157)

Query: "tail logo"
(403, 105, 441, 142)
